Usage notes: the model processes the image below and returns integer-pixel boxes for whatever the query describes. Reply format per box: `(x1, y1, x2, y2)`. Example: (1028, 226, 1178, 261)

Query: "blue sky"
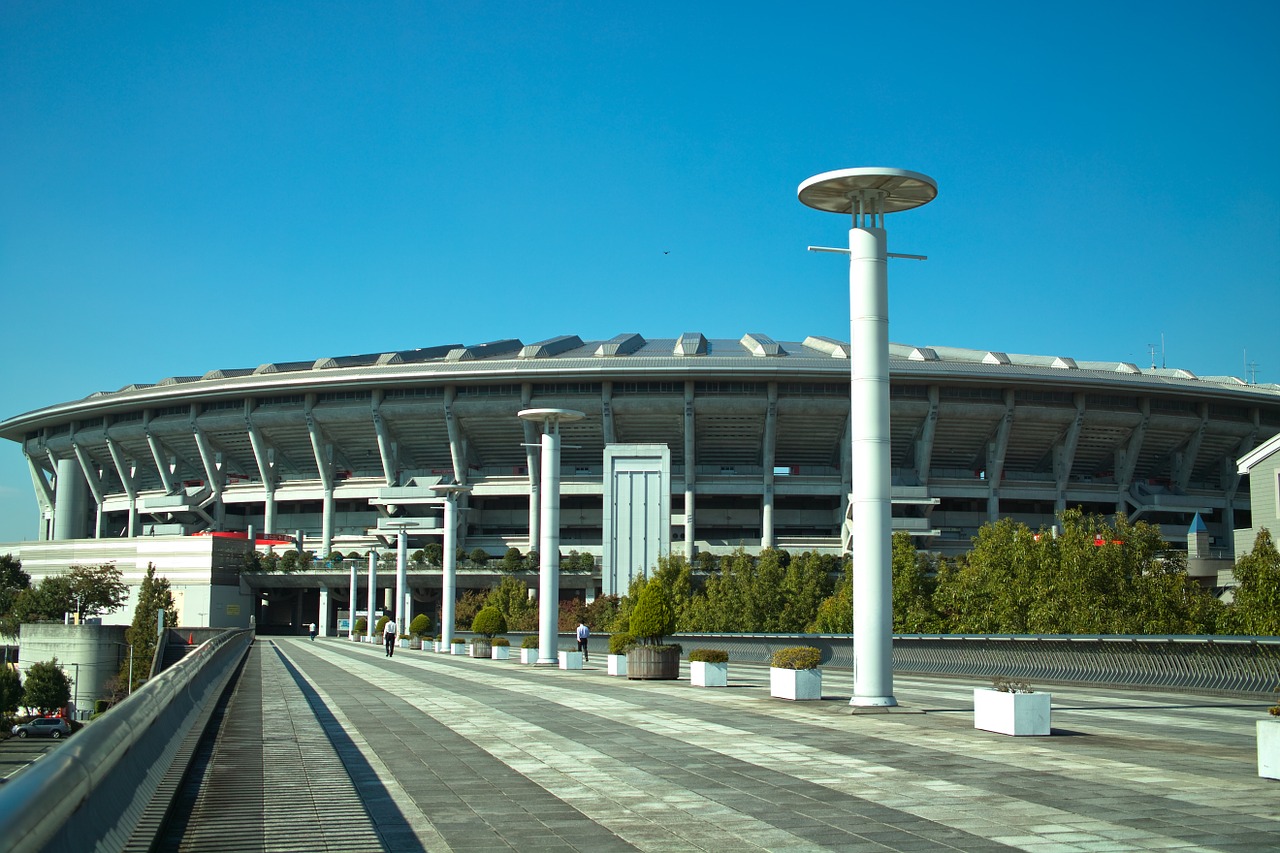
(2, 1, 1278, 543)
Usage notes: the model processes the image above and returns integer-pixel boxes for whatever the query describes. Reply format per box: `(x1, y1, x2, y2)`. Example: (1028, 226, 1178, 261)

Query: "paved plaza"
(164, 637, 1280, 852)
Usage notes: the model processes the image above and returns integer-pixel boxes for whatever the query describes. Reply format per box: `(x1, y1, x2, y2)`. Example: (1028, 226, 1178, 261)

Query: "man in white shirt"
(385, 618, 398, 657)
(576, 620, 590, 662)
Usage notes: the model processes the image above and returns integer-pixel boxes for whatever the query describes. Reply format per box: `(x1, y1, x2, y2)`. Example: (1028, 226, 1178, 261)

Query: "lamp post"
(798, 167, 937, 708)
(348, 554, 357, 640)
(430, 483, 473, 646)
(366, 549, 377, 641)
(517, 408, 585, 665)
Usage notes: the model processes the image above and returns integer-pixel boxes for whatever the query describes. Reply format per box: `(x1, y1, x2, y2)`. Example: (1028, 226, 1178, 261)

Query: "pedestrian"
(576, 619, 590, 662)
(384, 617, 398, 657)
(308, 622, 317, 641)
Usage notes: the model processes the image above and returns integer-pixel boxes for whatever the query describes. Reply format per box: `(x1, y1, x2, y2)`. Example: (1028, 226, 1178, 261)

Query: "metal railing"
(0, 628, 253, 853)
(492, 632, 1280, 698)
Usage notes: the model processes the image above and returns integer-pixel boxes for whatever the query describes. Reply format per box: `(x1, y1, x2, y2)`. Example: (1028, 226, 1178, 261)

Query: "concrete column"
(366, 551, 377, 640)
(762, 382, 778, 549)
(348, 559, 358, 639)
(683, 382, 696, 561)
(53, 457, 89, 540)
(430, 486, 473, 643)
(318, 586, 331, 637)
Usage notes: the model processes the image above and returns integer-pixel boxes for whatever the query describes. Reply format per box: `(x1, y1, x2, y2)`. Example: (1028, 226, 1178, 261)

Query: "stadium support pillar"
(396, 530, 408, 634)
(762, 382, 778, 549)
(519, 408, 585, 665)
(521, 383, 541, 553)
(348, 559, 357, 639)
(318, 585, 331, 638)
(431, 483, 471, 643)
(53, 456, 89, 540)
(321, 490, 334, 557)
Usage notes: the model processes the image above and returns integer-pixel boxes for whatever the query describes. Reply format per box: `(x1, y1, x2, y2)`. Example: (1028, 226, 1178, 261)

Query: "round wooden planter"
(470, 642, 492, 658)
(626, 646, 680, 680)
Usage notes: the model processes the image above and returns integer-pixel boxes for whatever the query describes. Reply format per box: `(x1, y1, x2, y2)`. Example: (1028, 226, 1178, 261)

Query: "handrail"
(0, 628, 253, 853)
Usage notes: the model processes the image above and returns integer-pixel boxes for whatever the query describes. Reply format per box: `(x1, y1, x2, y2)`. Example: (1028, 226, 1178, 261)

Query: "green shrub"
(471, 606, 508, 639)
(521, 635, 539, 648)
(492, 637, 510, 647)
(353, 617, 367, 634)
(608, 632, 634, 655)
(630, 580, 677, 644)
(451, 637, 465, 645)
(689, 648, 728, 664)
(409, 614, 432, 637)
(770, 646, 821, 670)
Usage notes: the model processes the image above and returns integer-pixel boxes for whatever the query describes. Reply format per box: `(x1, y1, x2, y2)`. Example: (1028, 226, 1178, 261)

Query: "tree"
(811, 560, 852, 633)
(482, 576, 537, 631)
(499, 547, 524, 573)
(409, 613, 433, 637)
(1229, 527, 1280, 635)
(22, 658, 71, 715)
(66, 563, 128, 619)
(423, 543, 443, 566)
(0, 554, 32, 639)
(471, 606, 507, 639)
(0, 666, 21, 720)
(454, 590, 487, 630)
(469, 548, 490, 567)
(121, 564, 179, 692)
(629, 576, 677, 645)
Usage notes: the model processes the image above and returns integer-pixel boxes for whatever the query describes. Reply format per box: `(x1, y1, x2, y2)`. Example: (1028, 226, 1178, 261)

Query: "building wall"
(17, 622, 130, 717)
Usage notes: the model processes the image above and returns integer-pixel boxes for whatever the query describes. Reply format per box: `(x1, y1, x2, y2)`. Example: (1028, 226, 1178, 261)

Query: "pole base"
(849, 695, 898, 708)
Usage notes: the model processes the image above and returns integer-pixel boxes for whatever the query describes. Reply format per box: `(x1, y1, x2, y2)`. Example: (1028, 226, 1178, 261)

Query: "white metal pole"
(348, 556, 357, 640)
(849, 220, 896, 707)
(538, 425, 561, 664)
(442, 496, 459, 645)
(366, 550, 377, 640)
(396, 529, 408, 636)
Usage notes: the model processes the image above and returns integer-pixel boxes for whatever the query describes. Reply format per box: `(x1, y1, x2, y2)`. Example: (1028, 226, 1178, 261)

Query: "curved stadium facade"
(4, 332, 1279, 616)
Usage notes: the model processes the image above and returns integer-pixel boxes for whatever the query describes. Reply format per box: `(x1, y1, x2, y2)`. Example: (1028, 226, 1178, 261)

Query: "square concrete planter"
(691, 661, 727, 687)
(398, 639, 410, 648)
(1259, 718, 1280, 780)
(521, 647, 539, 664)
(607, 653, 628, 677)
(451, 643, 466, 655)
(770, 667, 821, 700)
(559, 650, 583, 670)
(974, 688, 1052, 736)
(491, 646, 510, 661)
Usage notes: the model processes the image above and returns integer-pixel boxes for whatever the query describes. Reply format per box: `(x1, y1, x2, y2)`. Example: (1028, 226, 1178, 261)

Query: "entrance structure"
(798, 167, 938, 707)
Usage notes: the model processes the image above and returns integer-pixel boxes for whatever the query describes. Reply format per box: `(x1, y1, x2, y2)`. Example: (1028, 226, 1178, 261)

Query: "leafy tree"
(482, 576, 537, 631)
(22, 658, 71, 715)
(411, 549, 426, 568)
(423, 543, 443, 566)
(7, 575, 75, 626)
(469, 547, 490, 566)
(379, 551, 397, 572)
(525, 550, 539, 570)
(629, 576, 677, 644)
(499, 547, 524, 573)
(1228, 527, 1280, 635)
(780, 551, 838, 632)
(891, 533, 941, 632)
(66, 563, 128, 619)
(0, 554, 32, 639)
(279, 550, 301, 573)
(121, 564, 179, 692)
(471, 606, 507, 639)
(0, 666, 21, 720)
(811, 560, 852, 633)
(454, 589, 487, 630)
(582, 594, 621, 633)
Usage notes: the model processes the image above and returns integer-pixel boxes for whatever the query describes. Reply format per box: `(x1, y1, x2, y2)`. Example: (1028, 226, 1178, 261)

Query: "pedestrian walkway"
(168, 637, 1279, 852)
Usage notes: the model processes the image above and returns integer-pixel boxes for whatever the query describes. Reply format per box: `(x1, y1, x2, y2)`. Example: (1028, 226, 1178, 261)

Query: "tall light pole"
(366, 550, 377, 641)
(431, 483, 473, 646)
(798, 167, 937, 708)
(348, 555, 357, 640)
(518, 408, 584, 665)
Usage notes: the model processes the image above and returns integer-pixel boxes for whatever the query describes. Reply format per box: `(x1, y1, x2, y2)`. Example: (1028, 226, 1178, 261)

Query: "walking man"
(308, 621, 317, 641)
(384, 617, 398, 657)
(576, 619, 590, 663)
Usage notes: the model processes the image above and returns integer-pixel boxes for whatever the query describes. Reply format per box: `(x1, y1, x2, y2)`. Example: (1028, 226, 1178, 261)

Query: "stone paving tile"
(252, 639, 1280, 852)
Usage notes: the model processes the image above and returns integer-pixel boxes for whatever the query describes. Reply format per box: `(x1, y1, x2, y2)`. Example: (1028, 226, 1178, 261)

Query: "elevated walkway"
(157, 637, 1280, 851)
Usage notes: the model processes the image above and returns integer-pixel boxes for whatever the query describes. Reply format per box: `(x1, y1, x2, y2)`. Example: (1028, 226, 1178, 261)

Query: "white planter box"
(691, 661, 727, 687)
(398, 639, 410, 648)
(607, 654, 628, 677)
(770, 667, 821, 700)
(559, 651, 583, 670)
(1259, 718, 1280, 780)
(973, 688, 1052, 736)
(491, 646, 510, 661)
(451, 643, 467, 655)
(521, 647, 539, 664)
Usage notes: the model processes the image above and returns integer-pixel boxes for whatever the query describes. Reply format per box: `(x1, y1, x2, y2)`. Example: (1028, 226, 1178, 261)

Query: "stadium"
(3, 332, 1279, 629)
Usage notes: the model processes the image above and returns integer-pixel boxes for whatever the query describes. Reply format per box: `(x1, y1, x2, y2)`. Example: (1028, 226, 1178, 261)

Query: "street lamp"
(798, 167, 937, 708)
(430, 483, 473, 646)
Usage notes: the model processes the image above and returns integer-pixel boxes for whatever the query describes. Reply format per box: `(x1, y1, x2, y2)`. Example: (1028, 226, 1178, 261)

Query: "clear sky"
(2, 1, 1278, 543)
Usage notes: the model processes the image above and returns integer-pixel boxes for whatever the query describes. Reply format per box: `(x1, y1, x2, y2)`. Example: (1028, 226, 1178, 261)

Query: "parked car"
(11, 717, 71, 739)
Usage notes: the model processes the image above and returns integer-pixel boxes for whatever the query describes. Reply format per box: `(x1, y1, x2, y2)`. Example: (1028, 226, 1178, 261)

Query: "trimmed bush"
(451, 637, 465, 645)
(689, 648, 728, 664)
(521, 635, 539, 649)
(409, 614, 432, 637)
(608, 632, 634, 655)
(471, 606, 508, 639)
(353, 617, 367, 634)
(374, 615, 390, 635)
(492, 637, 510, 647)
(770, 646, 821, 670)
(630, 580, 676, 645)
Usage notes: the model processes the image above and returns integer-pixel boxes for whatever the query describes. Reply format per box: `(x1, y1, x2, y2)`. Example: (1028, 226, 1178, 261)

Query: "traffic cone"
(188, 633, 194, 644)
